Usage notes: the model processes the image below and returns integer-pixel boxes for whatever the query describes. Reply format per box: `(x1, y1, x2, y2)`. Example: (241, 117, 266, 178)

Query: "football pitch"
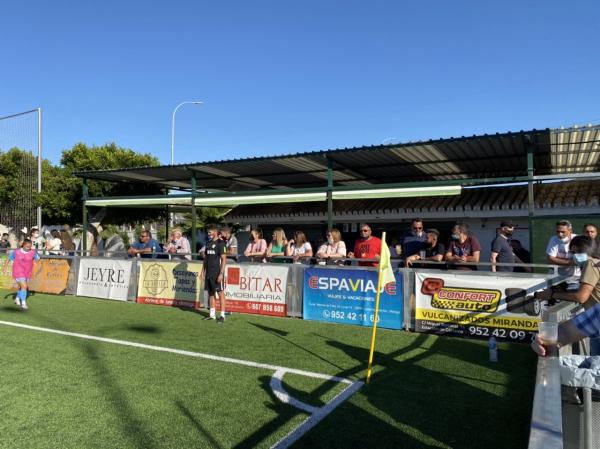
(0, 290, 537, 449)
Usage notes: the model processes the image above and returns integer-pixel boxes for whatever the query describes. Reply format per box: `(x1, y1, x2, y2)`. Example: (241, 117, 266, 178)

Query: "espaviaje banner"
(303, 267, 403, 330)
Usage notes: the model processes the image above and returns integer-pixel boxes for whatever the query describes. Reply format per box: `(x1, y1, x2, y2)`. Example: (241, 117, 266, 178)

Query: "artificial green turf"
(0, 290, 537, 448)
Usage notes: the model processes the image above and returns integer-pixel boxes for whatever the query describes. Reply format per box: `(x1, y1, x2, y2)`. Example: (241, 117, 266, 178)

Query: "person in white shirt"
(45, 230, 62, 255)
(316, 228, 346, 264)
(164, 228, 191, 260)
(286, 230, 313, 264)
(546, 220, 579, 281)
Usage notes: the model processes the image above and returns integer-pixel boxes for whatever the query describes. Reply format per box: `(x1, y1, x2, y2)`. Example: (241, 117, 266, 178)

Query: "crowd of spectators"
(122, 218, 600, 274)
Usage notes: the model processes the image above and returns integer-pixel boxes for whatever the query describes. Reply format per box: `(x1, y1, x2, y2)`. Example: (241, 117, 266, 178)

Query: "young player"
(9, 239, 40, 310)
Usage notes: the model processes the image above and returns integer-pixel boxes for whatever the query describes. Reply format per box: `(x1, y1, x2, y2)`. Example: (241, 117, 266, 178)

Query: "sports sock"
(220, 311, 226, 319)
(210, 308, 216, 318)
(19, 290, 27, 301)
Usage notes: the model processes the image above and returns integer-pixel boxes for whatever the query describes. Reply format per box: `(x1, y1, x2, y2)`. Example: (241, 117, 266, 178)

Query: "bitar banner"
(221, 264, 289, 316)
(415, 271, 553, 342)
(137, 260, 204, 308)
(29, 258, 71, 294)
(303, 267, 403, 330)
(77, 258, 132, 301)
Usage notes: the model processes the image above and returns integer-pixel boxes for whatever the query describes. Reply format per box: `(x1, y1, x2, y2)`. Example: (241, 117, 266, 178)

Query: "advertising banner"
(137, 260, 204, 308)
(303, 267, 403, 330)
(77, 258, 133, 301)
(415, 271, 553, 342)
(29, 258, 71, 294)
(0, 256, 16, 290)
(220, 264, 289, 316)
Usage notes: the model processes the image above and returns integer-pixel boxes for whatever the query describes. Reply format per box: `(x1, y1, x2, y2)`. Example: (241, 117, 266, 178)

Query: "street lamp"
(171, 101, 203, 165)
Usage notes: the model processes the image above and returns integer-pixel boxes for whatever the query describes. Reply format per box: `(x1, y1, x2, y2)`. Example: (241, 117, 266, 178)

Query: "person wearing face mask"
(536, 235, 600, 355)
(546, 220, 579, 282)
(400, 218, 427, 258)
(29, 226, 45, 252)
(490, 221, 517, 272)
(405, 229, 445, 269)
(5, 239, 40, 310)
(444, 222, 481, 271)
(316, 228, 347, 264)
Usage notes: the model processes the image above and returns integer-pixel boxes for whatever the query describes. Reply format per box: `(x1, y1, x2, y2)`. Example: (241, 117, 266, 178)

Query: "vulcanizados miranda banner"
(415, 271, 554, 342)
(77, 258, 133, 301)
(303, 267, 403, 330)
(137, 260, 204, 308)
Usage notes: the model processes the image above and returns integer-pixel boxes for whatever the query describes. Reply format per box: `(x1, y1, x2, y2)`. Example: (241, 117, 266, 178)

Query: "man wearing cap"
(490, 221, 517, 272)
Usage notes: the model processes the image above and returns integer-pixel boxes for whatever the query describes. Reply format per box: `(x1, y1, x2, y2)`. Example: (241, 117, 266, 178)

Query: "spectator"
(490, 220, 516, 272)
(244, 228, 267, 262)
(60, 230, 76, 256)
(531, 302, 600, 357)
(0, 233, 10, 253)
(164, 228, 191, 260)
(400, 218, 427, 258)
(389, 237, 402, 259)
(405, 228, 445, 268)
(583, 223, 598, 243)
(536, 235, 599, 310)
(546, 220, 579, 281)
(128, 230, 161, 258)
(29, 226, 45, 252)
(266, 228, 287, 263)
(220, 225, 238, 261)
(45, 230, 63, 255)
(316, 228, 347, 264)
(348, 223, 382, 267)
(445, 222, 481, 271)
(510, 239, 531, 273)
(286, 230, 313, 264)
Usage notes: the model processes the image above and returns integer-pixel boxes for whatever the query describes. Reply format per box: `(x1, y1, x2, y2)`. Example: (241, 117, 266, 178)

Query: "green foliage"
(36, 142, 164, 225)
(100, 224, 130, 247)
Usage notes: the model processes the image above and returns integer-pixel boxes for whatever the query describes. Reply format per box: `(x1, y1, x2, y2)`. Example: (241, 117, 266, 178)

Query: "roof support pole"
(326, 157, 333, 229)
(191, 175, 198, 260)
(82, 179, 88, 257)
(526, 136, 535, 261)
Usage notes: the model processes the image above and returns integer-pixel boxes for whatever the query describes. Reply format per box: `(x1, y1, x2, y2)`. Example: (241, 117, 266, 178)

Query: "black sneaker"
(203, 316, 215, 321)
(216, 316, 225, 324)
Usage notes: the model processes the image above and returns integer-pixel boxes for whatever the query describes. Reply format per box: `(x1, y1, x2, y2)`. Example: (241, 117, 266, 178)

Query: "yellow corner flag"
(366, 231, 395, 383)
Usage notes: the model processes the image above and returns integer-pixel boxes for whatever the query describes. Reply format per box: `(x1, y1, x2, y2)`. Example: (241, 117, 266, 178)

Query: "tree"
(41, 143, 165, 225)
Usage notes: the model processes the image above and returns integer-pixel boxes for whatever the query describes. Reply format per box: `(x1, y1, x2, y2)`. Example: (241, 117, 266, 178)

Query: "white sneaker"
(14, 297, 20, 306)
(21, 302, 28, 310)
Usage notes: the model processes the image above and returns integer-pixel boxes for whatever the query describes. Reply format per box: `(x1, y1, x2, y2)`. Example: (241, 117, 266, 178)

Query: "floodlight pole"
(171, 101, 203, 165)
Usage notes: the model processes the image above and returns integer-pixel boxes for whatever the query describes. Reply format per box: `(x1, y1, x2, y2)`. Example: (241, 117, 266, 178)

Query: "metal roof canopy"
(74, 126, 600, 192)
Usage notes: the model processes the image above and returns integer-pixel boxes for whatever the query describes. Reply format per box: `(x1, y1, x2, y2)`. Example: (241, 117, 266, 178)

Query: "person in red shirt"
(348, 223, 382, 267)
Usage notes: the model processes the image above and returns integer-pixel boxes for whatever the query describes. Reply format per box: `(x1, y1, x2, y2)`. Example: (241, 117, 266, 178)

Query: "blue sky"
(2, 1, 599, 165)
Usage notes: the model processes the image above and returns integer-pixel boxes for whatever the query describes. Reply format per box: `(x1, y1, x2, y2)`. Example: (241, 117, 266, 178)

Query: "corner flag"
(366, 231, 395, 383)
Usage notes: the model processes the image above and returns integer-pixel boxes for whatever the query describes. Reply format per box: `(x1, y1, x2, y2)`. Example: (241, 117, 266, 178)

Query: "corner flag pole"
(366, 231, 387, 384)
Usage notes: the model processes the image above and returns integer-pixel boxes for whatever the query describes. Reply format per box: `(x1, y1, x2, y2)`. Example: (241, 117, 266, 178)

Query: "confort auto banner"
(219, 263, 289, 316)
(137, 260, 204, 308)
(415, 271, 554, 342)
(303, 267, 403, 330)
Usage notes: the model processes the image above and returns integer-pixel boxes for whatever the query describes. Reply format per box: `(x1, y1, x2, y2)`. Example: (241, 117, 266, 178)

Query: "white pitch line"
(0, 320, 352, 383)
(0, 319, 364, 446)
(271, 380, 364, 449)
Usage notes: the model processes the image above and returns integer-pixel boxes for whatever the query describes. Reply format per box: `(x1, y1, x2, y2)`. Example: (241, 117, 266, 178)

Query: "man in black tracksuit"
(203, 224, 228, 324)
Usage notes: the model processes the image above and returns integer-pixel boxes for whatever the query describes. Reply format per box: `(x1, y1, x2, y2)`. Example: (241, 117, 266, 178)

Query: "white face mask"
(327, 237, 334, 245)
(560, 236, 570, 244)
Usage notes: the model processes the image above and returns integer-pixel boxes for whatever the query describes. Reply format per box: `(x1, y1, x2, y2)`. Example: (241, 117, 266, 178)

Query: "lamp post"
(171, 101, 203, 165)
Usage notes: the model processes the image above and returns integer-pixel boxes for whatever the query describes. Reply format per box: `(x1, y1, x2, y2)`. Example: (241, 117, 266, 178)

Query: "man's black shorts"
(205, 274, 223, 294)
